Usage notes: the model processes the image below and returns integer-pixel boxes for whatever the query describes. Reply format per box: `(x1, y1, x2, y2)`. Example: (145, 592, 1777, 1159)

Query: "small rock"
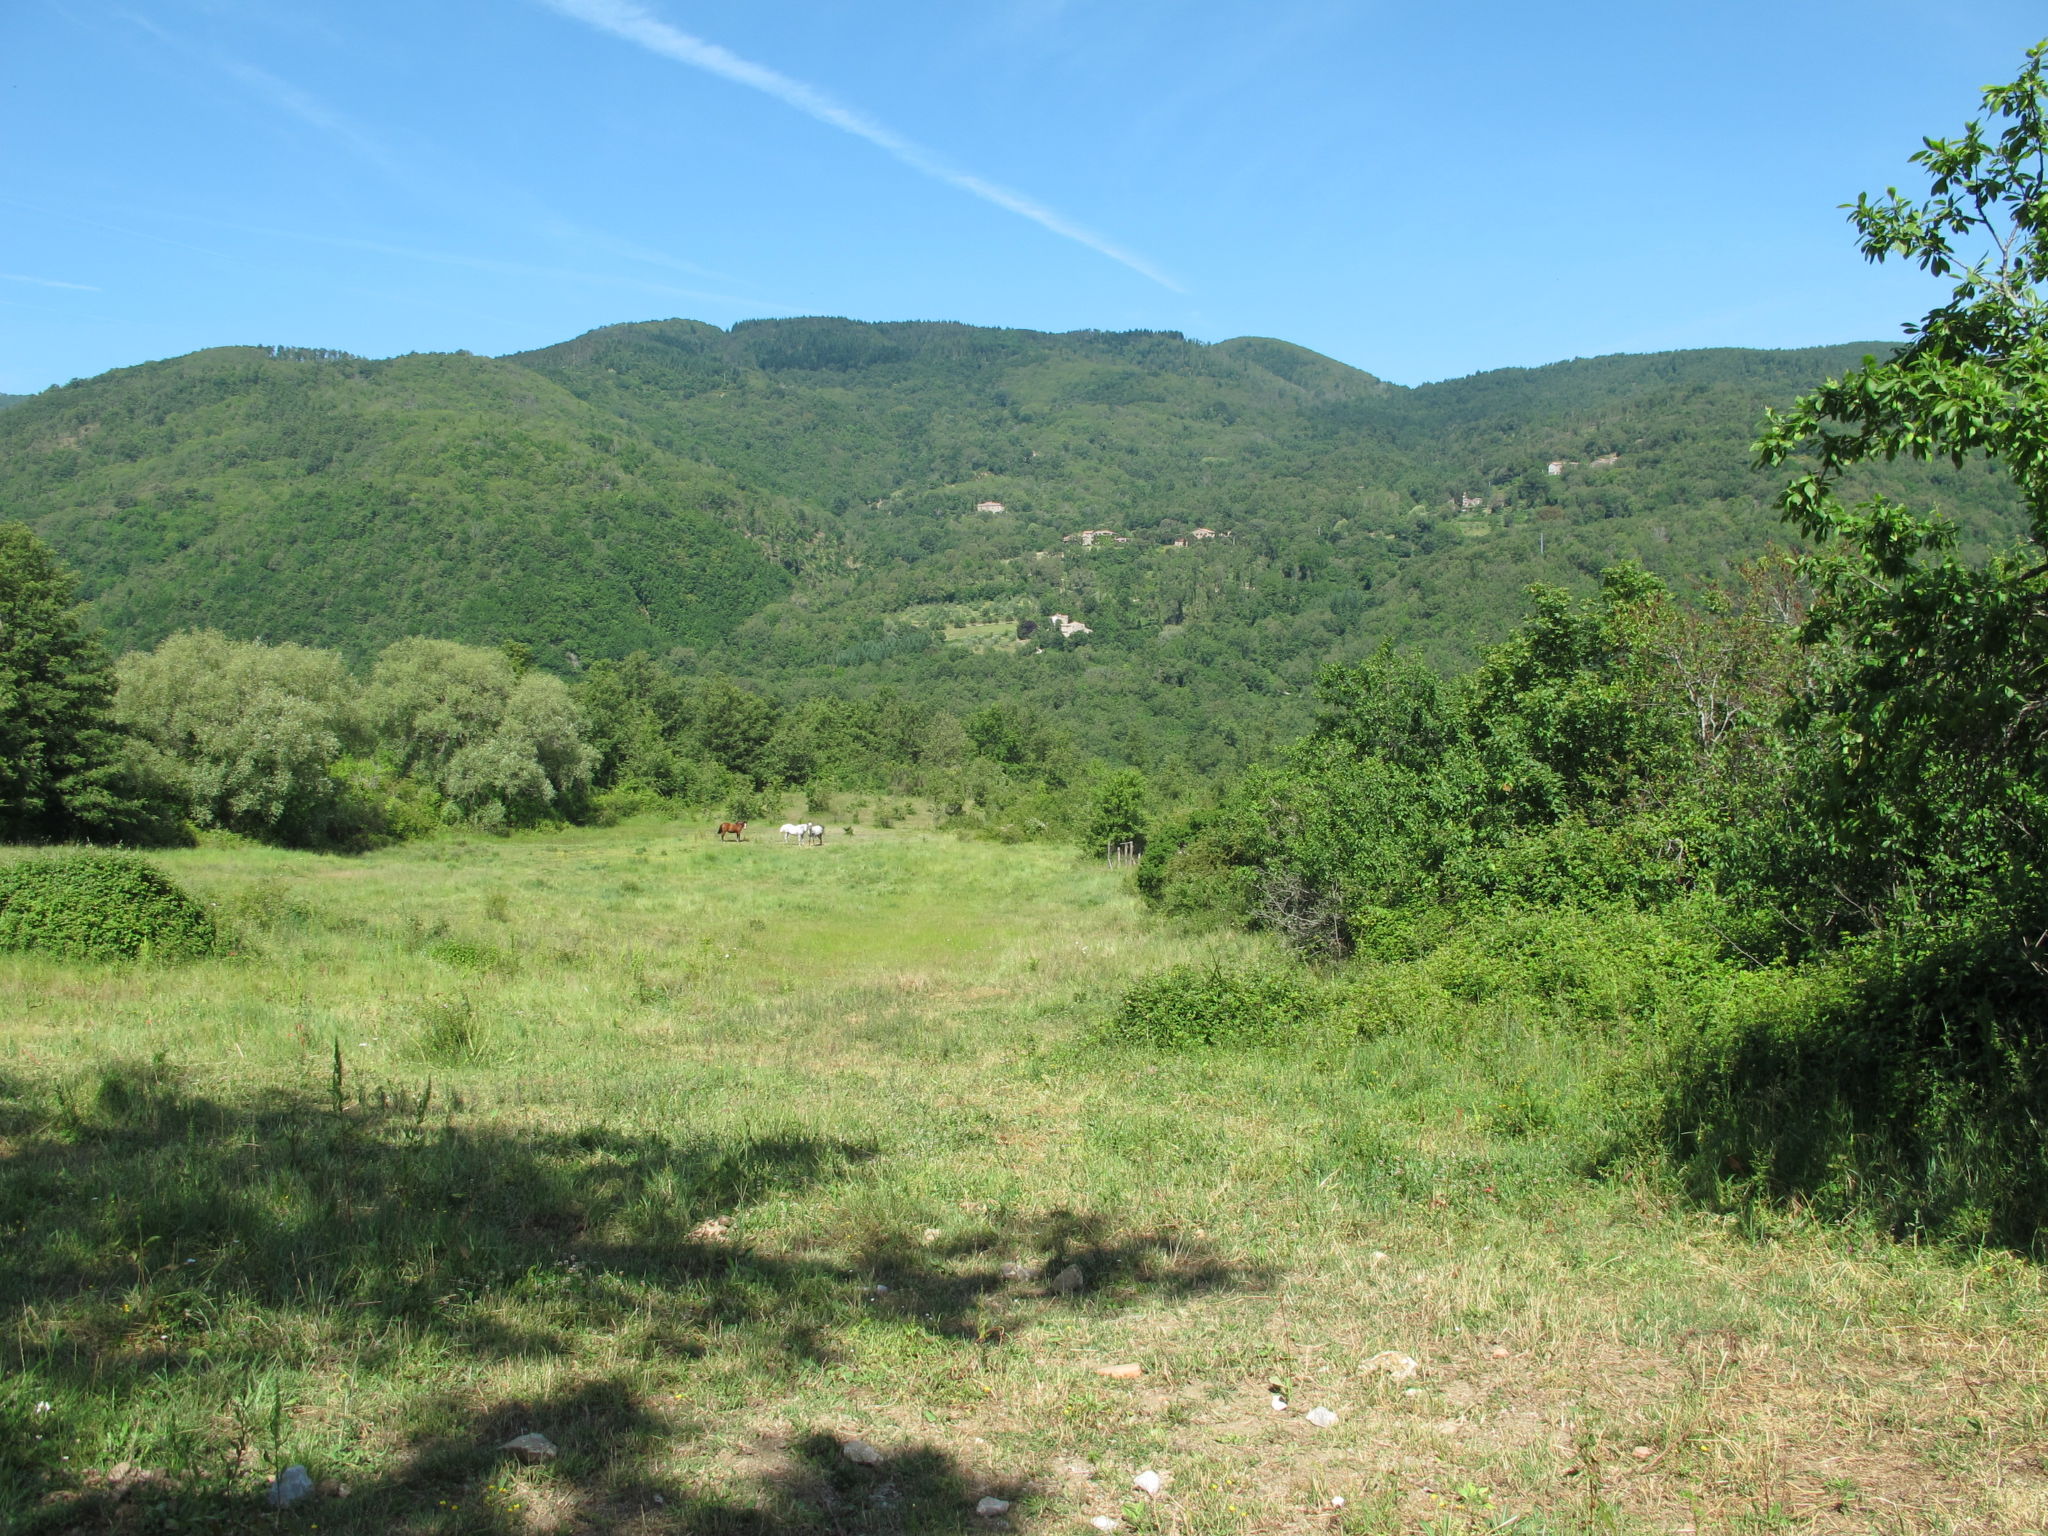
(1269, 1393, 1288, 1412)
(999, 1260, 1043, 1281)
(1132, 1469, 1163, 1496)
(1091, 1520, 1122, 1532)
(1403, 1387, 1423, 1397)
(1052, 1264, 1085, 1296)
(1094, 1363, 1143, 1379)
(1332, 1495, 1346, 1507)
(1362, 1350, 1419, 1381)
(841, 1439, 884, 1467)
(1489, 1346, 1510, 1358)
(1631, 1445, 1654, 1459)
(1304, 1406, 1338, 1428)
(975, 1495, 1012, 1516)
(266, 1465, 315, 1509)
(501, 1433, 558, 1465)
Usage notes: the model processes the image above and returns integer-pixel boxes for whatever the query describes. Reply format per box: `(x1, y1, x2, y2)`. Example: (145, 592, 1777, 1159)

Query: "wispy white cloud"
(210, 55, 423, 186)
(115, 13, 751, 298)
(0, 192, 781, 312)
(534, 0, 1184, 291)
(0, 272, 100, 292)
(247, 225, 778, 309)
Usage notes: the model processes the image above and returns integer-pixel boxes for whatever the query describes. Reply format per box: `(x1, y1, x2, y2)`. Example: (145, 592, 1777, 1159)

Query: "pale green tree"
(366, 638, 596, 824)
(114, 630, 361, 843)
(1084, 767, 1150, 854)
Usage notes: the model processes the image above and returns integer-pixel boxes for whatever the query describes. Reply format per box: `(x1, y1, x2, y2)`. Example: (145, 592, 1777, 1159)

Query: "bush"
(590, 781, 670, 826)
(427, 938, 514, 976)
(1104, 962, 1326, 1049)
(0, 853, 219, 961)
(1644, 921, 2048, 1248)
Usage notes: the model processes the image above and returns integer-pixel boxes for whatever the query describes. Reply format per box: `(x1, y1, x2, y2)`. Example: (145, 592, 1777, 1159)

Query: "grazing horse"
(716, 820, 746, 842)
(778, 822, 806, 843)
(804, 823, 825, 846)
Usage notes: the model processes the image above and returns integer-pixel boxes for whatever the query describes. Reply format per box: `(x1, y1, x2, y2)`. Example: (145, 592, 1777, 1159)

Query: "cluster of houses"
(1045, 612, 1093, 637)
(1545, 453, 1621, 475)
(1059, 526, 1224, 548)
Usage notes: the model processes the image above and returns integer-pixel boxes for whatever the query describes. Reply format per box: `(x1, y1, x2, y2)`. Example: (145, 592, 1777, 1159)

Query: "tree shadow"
(0, 1060, 1260, 1531)
(1652, 934, 2048, 1252)
(43, 1379, 1028, 1533)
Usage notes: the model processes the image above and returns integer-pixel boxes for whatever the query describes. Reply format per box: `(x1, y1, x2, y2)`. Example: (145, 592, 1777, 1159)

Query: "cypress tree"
(0, 521, 175, 842)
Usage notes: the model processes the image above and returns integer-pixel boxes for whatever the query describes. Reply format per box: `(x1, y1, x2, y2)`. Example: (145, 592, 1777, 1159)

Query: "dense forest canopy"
(0, 321, 2026, 772)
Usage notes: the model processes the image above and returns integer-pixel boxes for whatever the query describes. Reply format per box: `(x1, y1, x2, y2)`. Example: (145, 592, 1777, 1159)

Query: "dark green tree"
(0, 522, 179, 843)
(1754, 42, 2048, 953)
(1706, 42, 2048, 1242)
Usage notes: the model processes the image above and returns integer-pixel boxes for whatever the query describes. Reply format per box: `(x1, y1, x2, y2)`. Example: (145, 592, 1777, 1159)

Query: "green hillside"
(0, 347, 791, 666)
(0, 320, 2024, 768)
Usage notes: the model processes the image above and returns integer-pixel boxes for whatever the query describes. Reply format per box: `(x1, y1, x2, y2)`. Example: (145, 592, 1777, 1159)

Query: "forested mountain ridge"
(0, 345, 792, 662)
(0, 319, 2023, 768)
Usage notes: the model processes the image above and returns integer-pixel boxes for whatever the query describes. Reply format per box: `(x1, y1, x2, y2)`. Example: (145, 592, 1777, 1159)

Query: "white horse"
(778, 822, 807, 843)
(804, 823, 825, 845)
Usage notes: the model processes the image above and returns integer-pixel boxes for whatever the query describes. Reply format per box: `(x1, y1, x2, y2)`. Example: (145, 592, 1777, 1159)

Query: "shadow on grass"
(1653, 934, 2048, 1251)
(39, 1379, 1023, 1533)
(0, 1058, 1255, 1532)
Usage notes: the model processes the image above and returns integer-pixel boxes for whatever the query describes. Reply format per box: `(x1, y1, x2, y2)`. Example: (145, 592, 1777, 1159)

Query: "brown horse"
(716, 821, 747, 842)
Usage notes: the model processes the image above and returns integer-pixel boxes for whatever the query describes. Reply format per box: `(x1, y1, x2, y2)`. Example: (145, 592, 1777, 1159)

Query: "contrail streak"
(535, 0, 1183, 291)
(0, 272, 100, 291)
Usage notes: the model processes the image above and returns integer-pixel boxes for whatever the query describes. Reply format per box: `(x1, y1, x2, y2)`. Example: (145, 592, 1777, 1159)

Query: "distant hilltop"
(3, 316, 2000, 769)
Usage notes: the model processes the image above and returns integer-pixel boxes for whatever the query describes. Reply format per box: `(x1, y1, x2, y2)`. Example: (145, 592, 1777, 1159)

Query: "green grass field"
(4, 821, 2045, 1533)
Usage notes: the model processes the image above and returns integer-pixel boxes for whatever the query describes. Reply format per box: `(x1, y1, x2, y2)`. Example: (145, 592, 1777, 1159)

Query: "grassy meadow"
(3, 817, 2046, 1534)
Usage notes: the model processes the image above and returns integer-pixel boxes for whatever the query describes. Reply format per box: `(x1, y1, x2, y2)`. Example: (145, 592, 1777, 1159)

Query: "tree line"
(0, 519, 1152, 851)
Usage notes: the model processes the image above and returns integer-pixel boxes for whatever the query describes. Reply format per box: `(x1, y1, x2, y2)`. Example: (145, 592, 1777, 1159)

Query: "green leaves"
(0, 852, 218, 962)
(0, 522, 181, 844)
(1750, 43, 2048, 961)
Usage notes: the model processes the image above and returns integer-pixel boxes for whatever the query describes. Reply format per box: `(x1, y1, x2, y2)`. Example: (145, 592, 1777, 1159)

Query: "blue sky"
(3, 1, 2043, 394)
